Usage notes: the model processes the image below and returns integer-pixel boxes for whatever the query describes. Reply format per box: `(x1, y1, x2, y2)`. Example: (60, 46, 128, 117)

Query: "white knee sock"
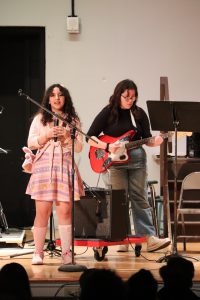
(58, 224, 72, 254)
(33, 226, 47, 254)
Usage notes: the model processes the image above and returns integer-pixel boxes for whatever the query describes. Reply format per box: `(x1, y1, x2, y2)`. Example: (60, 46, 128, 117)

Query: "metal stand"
(147, 100, 200, 263)
(0, 146, 9, 237)
(45, 212, 62, 257)
(82, 180, 105, 222)
(0, 201, 9, 236)
(157, 122, 186, 262)
(0, 147, 30, 256)
(0, 106, 26, 251)
(147, 180, 159, 237)
(58, 128, 87, 272)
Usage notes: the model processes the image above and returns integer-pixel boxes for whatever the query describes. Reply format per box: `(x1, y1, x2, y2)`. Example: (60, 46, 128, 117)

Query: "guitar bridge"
(95, 149, 104, 159)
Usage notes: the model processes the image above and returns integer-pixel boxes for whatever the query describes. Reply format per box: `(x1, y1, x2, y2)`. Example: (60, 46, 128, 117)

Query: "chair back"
(181, 172, 200, 191)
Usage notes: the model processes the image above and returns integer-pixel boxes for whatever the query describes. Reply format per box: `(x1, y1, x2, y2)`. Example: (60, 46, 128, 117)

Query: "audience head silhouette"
(79, 268, 126, 300)
(126, 268, 158, 300)
(0, 262, 32, 300)
(158, 256, 199, 300)
(159, 256, 194, 288)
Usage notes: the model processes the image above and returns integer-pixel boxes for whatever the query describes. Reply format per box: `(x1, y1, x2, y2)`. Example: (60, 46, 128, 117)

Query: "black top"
(87, 105, 152, 141)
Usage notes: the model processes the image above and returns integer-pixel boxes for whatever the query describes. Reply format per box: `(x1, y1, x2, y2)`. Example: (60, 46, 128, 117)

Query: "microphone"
(54, 117, 59, 142)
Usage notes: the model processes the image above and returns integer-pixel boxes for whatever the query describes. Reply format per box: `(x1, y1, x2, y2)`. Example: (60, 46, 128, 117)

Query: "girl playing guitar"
(86, 79, 170, 252)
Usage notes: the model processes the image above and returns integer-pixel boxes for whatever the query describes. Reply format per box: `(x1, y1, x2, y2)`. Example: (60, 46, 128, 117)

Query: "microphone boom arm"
(18, 89, 96, 143)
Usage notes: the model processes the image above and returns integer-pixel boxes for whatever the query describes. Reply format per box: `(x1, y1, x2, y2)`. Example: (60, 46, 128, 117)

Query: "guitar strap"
(130, 110, 137, 128)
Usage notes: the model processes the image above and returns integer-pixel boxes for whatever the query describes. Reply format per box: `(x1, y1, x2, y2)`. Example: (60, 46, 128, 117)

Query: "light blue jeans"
(102, 147, 156, 237)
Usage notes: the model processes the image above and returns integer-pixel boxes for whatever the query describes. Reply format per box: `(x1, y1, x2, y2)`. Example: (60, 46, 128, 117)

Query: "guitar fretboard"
(125, 133, 169, 150)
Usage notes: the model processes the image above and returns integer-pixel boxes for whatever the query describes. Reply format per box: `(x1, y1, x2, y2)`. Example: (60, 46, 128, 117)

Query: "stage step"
(0, 228, 25, 246)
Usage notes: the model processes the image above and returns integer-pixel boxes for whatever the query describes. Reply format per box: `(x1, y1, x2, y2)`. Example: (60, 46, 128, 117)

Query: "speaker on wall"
(74, 188, 128, 241)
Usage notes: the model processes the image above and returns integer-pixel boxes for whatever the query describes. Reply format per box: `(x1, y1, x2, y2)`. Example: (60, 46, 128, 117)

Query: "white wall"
(1, 0, 200, 189)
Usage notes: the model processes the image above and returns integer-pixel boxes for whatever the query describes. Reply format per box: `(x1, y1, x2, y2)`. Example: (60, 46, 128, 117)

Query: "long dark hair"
(38, 83, 79, 125)
(108, 79, 138, 123)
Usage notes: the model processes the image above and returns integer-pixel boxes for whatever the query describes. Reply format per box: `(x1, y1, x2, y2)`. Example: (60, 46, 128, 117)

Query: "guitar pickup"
(95, 149, 104, 159)
(103, 157, 112, 168)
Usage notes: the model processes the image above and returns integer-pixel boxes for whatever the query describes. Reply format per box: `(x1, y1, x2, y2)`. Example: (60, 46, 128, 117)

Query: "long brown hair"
(108, 79, 138, 123)
(38, 83, 79, 125)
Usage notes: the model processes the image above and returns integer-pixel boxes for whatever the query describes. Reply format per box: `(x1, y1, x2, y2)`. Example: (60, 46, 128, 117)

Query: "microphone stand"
(58, 128, 86, 271)
(45, 211, 62, 257)
(18, 89, 96, 272)
(82, 180, 104, 221)
(18, 89, 87, 138)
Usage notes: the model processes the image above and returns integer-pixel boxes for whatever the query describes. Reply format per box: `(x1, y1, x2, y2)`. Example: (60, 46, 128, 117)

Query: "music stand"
(147, 100, 200, 262)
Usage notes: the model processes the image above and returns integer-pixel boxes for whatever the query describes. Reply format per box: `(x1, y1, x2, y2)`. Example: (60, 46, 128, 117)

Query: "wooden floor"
(0, 232, 200, 285)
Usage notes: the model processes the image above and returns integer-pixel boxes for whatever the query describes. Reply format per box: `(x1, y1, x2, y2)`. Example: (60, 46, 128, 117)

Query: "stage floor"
(0, 230, 200, 297)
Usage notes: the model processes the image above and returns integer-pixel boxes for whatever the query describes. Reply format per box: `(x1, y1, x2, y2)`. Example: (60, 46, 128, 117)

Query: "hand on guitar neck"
(146, 135, 163, 147)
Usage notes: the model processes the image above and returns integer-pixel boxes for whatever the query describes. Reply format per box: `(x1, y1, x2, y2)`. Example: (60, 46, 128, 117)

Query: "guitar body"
(89, 130, 135, 173)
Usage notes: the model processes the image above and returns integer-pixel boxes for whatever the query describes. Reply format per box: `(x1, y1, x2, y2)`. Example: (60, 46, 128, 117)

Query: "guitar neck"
(125, 133, 169, 150)
(125, 137, 154, 150)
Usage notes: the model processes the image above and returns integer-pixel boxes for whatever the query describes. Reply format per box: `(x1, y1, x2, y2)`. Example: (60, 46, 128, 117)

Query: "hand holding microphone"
(52, 116, 70, 142)
(54, 117, 59, 142)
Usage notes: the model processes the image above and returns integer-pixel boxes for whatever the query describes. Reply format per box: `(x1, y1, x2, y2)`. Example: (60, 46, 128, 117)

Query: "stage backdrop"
(0, 27, 45, 227)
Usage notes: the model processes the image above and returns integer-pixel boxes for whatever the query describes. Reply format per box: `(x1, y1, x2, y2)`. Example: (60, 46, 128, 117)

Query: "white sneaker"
(32, 252, 44, 265)
(147, 236, 171, 252)
(117, 244, 129, 252)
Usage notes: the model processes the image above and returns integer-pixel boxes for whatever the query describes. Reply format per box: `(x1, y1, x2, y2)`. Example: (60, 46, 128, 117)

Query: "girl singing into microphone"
(24, 83, 84, 265)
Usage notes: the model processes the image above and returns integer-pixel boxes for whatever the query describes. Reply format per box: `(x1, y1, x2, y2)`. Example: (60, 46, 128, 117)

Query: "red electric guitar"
(89, 130, 171, 173)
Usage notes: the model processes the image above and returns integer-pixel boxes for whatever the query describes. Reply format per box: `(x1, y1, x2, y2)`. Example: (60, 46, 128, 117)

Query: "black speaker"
(74, 188, 128, 241)
(187, 133, 200, 158)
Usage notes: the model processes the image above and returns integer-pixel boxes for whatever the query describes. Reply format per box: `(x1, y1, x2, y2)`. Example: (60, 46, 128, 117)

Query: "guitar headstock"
(177, 131, 192, 138)
(161, 131, 192, 139)
(169, 131, 192, 138)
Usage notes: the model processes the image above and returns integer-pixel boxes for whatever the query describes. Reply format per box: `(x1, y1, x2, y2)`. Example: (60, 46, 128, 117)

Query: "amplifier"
(74, 188, 128, 241)
(187, 133, 200, 158)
